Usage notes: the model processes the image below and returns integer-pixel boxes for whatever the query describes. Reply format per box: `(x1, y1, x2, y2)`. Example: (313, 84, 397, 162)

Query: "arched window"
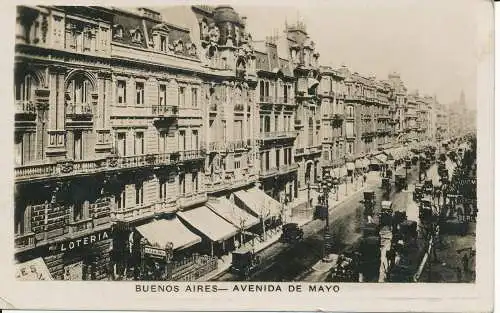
(15, 73, 35, 102)
(66, 73, 93, 107)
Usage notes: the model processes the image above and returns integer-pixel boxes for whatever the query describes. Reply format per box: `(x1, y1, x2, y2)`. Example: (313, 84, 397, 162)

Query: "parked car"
(230, 248, 261, 278)
(280, 222, 304, 243)
(379, 201, 393, 227)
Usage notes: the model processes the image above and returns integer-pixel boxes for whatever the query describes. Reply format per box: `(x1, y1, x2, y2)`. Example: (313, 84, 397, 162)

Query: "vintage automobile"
(328, 253, 359, 282)
(413, 183, 424, 201)
(395, 174, 407, 191)
(280, 222, 304, 243)
(399, 220, 418, 241)
(423, 179, 434, 195)
(230, 248, 261, 277)
(419, 196, 434, 222)
(363, 191, 376, 217)
(379, 201, 393, 227)
(358, 236, 381, 282)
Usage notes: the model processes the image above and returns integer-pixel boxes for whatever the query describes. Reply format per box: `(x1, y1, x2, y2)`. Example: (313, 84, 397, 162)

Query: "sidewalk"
(201, 171, 381, 281)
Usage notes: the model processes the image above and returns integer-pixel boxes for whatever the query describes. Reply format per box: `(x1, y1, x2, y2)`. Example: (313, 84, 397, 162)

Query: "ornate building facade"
(14, 5, 442, 281)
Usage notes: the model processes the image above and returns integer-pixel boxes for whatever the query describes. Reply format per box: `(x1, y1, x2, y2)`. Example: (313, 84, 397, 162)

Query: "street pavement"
(212, 159, 453, 282)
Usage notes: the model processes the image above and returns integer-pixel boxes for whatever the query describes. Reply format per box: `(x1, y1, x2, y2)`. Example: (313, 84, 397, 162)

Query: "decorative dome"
(213, 6, 242, 25)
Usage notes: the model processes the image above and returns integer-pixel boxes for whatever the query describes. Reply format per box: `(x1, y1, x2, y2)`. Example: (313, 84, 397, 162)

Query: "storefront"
(16, 229, 113, 281)
(134, 217, 207, 281)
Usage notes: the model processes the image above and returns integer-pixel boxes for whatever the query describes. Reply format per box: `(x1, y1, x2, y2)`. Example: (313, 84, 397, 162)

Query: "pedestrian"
(363, 174, 367, 184)
(462, 252, 469, 274)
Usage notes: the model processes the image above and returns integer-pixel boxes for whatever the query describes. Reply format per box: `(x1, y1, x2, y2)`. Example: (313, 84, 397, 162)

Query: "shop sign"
(60, 230, 110, 252)
(144, 245, 166, 258)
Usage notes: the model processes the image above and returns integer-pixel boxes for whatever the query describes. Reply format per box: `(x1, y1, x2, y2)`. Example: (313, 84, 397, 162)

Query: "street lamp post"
(319, 173, 334, 262)
(307, 181, 311, 209)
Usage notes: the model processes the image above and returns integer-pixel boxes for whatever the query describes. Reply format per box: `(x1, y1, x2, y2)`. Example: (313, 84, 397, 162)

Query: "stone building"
(14, 5, 440, 281)
(254, 35, 298, 204)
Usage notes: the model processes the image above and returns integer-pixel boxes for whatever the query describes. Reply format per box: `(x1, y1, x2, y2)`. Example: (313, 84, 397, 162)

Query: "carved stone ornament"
(108, 156, 118, 168)
(60, 161, 74, 174)
(208, 24, 220, 44)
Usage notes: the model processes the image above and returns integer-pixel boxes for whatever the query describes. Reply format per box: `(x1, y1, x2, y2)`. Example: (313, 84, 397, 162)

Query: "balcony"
(179, 192, 208, 209)
(276, 97, 295, 105)
(155, 198, 178, 215)
(258, 96, 275, 104)
(15, 153, 181, 182)
(111, 202, 155, 223)
(14, 232, 35, 250)
(259, 167, 279, 179)
(226, 139, 249, 151)
(295, 147, 305, 156)
(279, 163, 298, 175)
(15, 100, 37, 119)
(179, 150, 206, 162)
(260, 131, 297, 141)
(152, 105, 178, 118)
(66, 104, 93, 120)
(68, 218, 93, 235)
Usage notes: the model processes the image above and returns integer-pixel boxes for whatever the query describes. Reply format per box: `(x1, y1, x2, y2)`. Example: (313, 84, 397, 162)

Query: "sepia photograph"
(1, 0, 494, 311)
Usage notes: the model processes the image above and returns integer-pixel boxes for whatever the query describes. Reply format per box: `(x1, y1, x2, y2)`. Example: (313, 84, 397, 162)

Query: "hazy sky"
(234, 0, 488, 108)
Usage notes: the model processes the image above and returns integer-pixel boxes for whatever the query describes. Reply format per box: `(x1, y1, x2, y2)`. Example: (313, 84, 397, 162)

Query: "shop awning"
(136, 218, 201, 250)
(16, 257, 53, 281)
(371, 153, 388, 164)
(346, 162, 355, 171)
(245, 188, 282, 218)
(206, 197, 260, 229)
(177, 206, 239, 242)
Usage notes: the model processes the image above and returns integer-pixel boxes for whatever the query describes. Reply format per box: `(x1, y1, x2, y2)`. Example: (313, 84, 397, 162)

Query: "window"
(347, 142, 354, 154)
(260, 152, 265, 171)
(192, 130, 199, 150)
(259, 81, 265, 100)
(179, 130, 186, 151)
(191, 88, 198, 107)
(275, 115, 279, 132)
(233, 120, 242, 140)
(14, 132, 34, 165)
(67, 76, 91, 106)
(235, 160, 241, 169)
(73, 131, 83, 160)
(135, 183, 143, 206)
(116, 189, 126, 209)
(113, 25, 123, 39)
(117, 80, 126, 104)
(158, 84, 166, 106)
(178, 87, 185, 107)
(276, 149, 280, 168)
(160, 35, 167, 51)
(264, 116, 271, 133)
(116, 132, 126, 156)
(265, 151, 270, 170)
(159, 179, 168, 200)
(132, 30, 142, 43)
(15, 74, 33, 102)
(134, 132, 144, 155)
(136, 82, 144, 105)
(158, 131, 167, 153)
(348, 106, 354, 118)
